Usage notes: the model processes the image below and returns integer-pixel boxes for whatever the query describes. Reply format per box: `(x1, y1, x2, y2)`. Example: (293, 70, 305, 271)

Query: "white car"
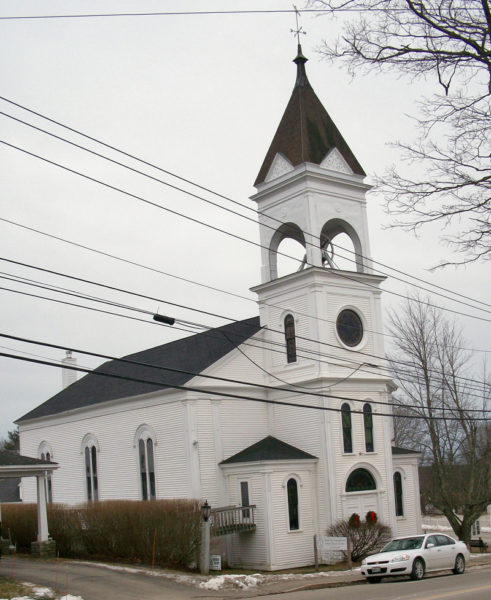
(361, 533, 470, 583)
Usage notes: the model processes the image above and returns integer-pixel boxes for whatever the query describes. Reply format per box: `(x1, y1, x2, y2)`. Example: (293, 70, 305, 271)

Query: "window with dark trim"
(284, 314, 297, 363)
(346, 468, 376, 492)
(84, 444, 98, 501)
(139, 437, 156, 500)
(341, 403, 353, 453)
(394, 471, 404, 516)
(363, 403, 374, 452)
(240, 481, 250, 518)
(287, 478, 299, 530)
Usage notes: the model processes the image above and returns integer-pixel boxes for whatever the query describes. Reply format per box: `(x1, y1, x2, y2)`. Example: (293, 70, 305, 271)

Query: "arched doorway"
(343, 467, 380, 521)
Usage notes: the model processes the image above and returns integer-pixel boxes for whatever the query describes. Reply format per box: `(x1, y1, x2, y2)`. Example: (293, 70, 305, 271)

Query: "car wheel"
(452, 554, 465, 575)
(411, 558, 425, 580)
(367, 577, 382, 584)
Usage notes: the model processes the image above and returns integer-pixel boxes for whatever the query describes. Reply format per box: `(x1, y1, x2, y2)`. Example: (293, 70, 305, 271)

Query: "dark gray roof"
(18, 317, 261, 422)
(0, 450, 54, 466)
(221, 436, 317, 465)
(0, 478, 21, 502)
(255, 46, 365, 186)
(392, 446, 421, 455)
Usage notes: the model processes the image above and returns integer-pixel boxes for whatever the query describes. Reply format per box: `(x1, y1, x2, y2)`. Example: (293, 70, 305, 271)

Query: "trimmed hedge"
(2, 500, 201, 568)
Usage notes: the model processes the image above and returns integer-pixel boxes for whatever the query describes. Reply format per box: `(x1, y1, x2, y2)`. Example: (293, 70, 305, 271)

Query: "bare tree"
(311, 1, 491, 266)
(387, 296, 490, 542)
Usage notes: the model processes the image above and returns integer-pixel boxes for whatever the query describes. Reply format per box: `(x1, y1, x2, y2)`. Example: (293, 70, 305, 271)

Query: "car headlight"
(391, 554, 410, 562)
(361, 559, 367, 565)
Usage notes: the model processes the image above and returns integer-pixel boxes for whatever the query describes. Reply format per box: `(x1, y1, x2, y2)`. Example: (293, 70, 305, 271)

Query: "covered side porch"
(0, 449, 58, 556)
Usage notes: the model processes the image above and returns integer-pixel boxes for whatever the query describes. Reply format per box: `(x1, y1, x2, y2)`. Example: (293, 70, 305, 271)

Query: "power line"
(2, 348, 488, 423)
(4, 331, 489, 416)
(3, 138, 491, 327)
(1, 265, 489, 397)
(2, 98, 489, 314)
(4, 256, 489, 390)
(0, 7, 480, 20)
(2, 216, 489, 357)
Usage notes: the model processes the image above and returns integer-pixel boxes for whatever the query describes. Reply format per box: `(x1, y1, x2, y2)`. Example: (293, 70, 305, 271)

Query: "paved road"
(0, 556, 197, 600)
(259, 567, 491, 600)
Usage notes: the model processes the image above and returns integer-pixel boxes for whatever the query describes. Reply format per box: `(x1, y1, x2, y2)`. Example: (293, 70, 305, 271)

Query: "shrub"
(3, 499, 201, 569)
(327, 518, 391, 562)
(365, 510, 377, 525)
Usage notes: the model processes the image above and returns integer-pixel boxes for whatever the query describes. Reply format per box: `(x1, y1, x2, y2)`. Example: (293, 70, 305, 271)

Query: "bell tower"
(251, 46, 388, 384)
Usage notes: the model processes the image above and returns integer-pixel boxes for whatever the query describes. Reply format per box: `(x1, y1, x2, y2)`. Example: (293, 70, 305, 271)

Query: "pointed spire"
(294, 44, 309, 87)
(254, 48, 365, 186)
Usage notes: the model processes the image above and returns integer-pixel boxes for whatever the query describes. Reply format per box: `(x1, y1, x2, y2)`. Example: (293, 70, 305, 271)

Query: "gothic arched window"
(284, 314, 297, 363)
(287, 478, 299, 530)
(139, 437, 156, 500)
(346, 468, 376, 492)
(394, 472, 404, 516)
(363, 403, 374, 452)
(341, 403, 353, 453)
(84, 443, 99, 501)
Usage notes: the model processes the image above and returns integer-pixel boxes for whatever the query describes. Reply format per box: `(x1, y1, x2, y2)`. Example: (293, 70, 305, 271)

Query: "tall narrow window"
(341, 403, 353, 453)
(139, 437, 156, 500)
(363, 403, 374, 452)
(287, 478, 299, 530)
(394, 472, 404, 517)
(84, 444, 98, 501)
(40, 451, 53, 503)
(240, 481, 250, 518)
(284, 314, 297, 363)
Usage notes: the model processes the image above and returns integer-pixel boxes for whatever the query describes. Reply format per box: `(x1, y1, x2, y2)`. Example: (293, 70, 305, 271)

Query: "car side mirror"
(426, 543, 435, 549)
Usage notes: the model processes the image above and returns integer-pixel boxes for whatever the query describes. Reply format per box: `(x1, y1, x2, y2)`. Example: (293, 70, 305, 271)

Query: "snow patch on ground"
(76, 560, 356, 591)
(7, 583, 84, 600)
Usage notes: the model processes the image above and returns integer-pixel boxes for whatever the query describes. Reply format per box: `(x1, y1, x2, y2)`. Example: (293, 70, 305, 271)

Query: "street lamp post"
(200, 500, 211, 575)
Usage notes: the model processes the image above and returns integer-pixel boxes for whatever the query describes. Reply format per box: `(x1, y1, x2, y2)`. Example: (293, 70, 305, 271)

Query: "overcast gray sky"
(1, 0, 489, 439)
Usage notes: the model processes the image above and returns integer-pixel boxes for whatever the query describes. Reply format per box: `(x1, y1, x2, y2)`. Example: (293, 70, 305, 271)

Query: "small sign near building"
(209, 554, 222, 571)
(316, 536, 347, 551)
(314, 535, 351, 571)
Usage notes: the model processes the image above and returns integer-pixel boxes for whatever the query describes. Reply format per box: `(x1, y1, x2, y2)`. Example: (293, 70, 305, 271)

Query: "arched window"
(394, 472, 404, 516)
(346, 468, 376, 492)
(287, 478, 299, 530)
(38, 442, 53, 503)
(139, 437, 156, 500)
(363, 403, 374, 452)
(284, 314, 297, 363)
(341, 403, 352, 453)
(84, 443, 99, 501)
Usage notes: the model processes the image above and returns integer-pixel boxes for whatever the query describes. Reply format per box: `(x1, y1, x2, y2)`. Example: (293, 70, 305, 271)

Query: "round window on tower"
(336, 309, 364, 347)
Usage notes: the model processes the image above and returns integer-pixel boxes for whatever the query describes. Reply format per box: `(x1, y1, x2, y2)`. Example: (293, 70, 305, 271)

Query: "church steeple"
(254, 46, 365, 186)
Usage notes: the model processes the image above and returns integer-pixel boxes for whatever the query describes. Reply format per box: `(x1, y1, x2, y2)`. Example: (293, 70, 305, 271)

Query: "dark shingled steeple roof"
(17, 317, 261, 422)
(254, 45, 365, 186)
(221, 436, 317, 464)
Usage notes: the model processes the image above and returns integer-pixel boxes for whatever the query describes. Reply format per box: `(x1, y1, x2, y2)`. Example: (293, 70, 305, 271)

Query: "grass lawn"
(0, 576, 54, 599)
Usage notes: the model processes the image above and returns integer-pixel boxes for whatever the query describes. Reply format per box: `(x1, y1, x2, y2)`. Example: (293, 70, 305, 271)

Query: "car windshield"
(381, 537, 424, 552)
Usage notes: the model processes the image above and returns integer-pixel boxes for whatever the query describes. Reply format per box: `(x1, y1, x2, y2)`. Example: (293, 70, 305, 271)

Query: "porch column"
(36, 474, 49, 542)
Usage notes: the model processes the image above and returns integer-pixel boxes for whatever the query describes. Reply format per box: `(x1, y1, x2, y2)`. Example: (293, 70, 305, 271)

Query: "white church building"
(18, 46, 422, 570)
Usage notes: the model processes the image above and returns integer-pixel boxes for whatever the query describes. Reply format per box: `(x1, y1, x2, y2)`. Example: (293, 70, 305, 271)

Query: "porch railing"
(211, 505, 256, 537)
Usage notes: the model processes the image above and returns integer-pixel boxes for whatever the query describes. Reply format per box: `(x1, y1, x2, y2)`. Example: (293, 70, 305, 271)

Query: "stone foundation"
(31, 539, 56, 558)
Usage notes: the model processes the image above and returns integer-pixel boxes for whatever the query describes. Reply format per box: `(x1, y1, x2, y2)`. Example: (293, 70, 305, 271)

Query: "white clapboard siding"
(269, 470, 315, 569)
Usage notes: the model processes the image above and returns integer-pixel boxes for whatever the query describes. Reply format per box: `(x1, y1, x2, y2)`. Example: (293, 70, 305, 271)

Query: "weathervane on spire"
(291, 5, 306, 44)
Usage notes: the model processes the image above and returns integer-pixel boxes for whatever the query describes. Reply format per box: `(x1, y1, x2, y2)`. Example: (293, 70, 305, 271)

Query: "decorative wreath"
(349, 513, 361, 528)
(366, 510, 378, 525)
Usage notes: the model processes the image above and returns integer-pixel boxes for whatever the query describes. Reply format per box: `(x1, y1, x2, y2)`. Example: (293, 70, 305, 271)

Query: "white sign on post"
(209, 555, 222, 571)
(316, 536, 348, 551)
